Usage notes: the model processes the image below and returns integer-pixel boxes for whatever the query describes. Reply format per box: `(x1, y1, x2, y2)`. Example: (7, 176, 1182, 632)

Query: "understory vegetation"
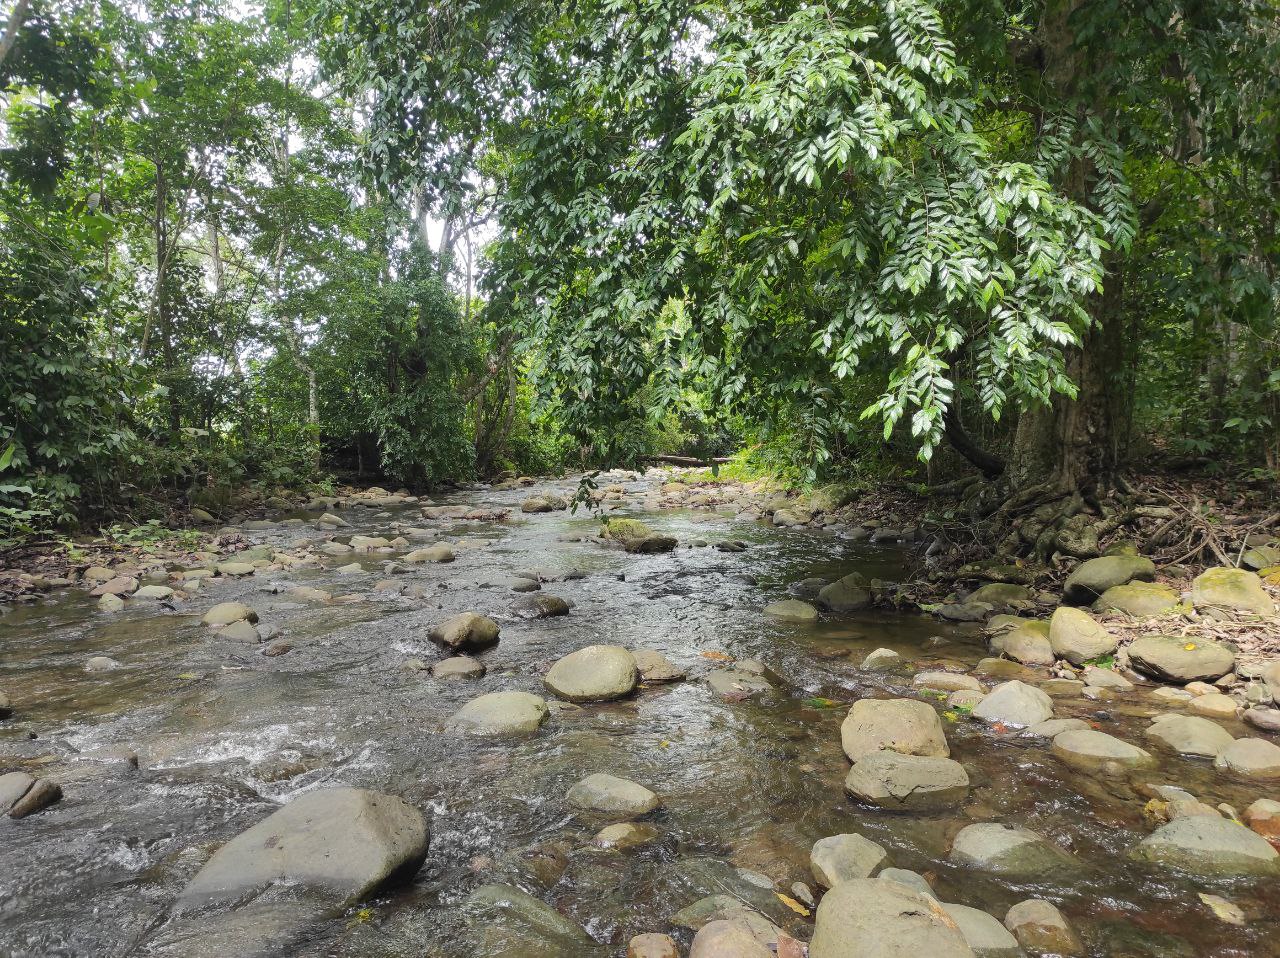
(2, 0, 1278, 552)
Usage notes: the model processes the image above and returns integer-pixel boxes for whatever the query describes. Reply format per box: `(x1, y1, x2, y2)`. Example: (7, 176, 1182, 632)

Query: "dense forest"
(3, 0, 1278, 543)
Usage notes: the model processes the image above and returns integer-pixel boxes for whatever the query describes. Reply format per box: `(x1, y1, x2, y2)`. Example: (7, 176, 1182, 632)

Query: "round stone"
(544, 645, 638, 702)
(432, 656, 486, 679)
(201, 602, 258, 627)
(1144, 714, 1235, 758)
(840, 698, 950, 762)
(844, 752, 970, 810)
(1214, 737, 1280, 779)
(1048, 607, 1118, 666)
(971, 680, 1054, 728)
(1051, 729, 1155, 772)
(447, 691, 549, 735)
(566, 773, 659, 817)
(949, 823, 1076, 876)
(1127, 635, 1235, 682)
(763, 599, 818, 622)
(809, 878, 973, 958)
(809, 833, 888, 888)
(1130, 815, 1279, 876)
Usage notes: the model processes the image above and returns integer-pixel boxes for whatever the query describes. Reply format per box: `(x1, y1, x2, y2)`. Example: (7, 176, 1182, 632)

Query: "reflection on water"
(0, 476, 1275, 957)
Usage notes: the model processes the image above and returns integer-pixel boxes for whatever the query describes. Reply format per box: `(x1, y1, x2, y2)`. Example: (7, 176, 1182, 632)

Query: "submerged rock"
(463, 883, 590, 948)
(816, 573, 871, 613)
(447, 691, 549, 735)
(941, 904, 1022, 958)
(949, 823, 1076, 876)
(1051, 728, 1155, 773)
(913, 671, 983, 693)
(844, 752, 970, 810)
(1130, 815, 1278, 876)
(841, 698, 949, 761)
(511, 594, 571, 619)
(2, 772, 62, 819)
(763, 599, 818, 623)
(809, 878, 975, 958)
(177, 787, 428, 912)
(1127, 635, 1235, 682)
(566, 773, 660, 817)
(404, 544, 454, 563)
(544, 645, 638, 702)
(1004, 899, 1082, 957)
(432, 656, 486, 680)
(809, 833, 888, 888)
(707, 669, 773, 699)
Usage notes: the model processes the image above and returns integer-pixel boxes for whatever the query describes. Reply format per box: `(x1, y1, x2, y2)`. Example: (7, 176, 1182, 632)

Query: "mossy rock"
(1091, 581, 1181, 617)
(601, 518, 653, 543)
(1062, 555, 1155, 604)
(967, 582, 1032, 607)
(804, 482, 858, 513)
(1191, 567, 1275, 616)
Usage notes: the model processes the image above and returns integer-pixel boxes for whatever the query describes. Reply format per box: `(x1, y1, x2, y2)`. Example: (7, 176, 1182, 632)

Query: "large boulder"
(840, 698, 949, 762)
(544, 645, 638, 702)
(1144, 714, 1235, 758)
(809, 878, 975, 958)
(1130, 816, 1279, 876)
(177, 788, 427, 911)
(1191, 567, 1275, 616)
(427, 612, 500, 652)
(816, 573, 872, 613)
(447, 691, 549, 735)
(1048, 607, 1118, 666)
(1214, 737, 1280, 779)
(1062, 555, 1155, 604)
(1126, 635, 1235, 682)
(949, 823, 1076, 876)
(1092, 581, 1180, 617)
(971, 680, 1053, 728)
(566, 773, 660, 817)
(809, 833, 888, 888)
(1051, 729, 1155, 773)
(844, 753, 970, 810)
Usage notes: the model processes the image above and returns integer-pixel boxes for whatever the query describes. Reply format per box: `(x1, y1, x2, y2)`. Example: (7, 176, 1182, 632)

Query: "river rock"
(545, 645, 638, 701)
(861, 648, 902, 670)
(764, 599, 818, 622)
(85, 655, 120, 671)
(1145, 714, 1235, 758)
(404, 545, 454, 563)
(809, 833, 888, 887)
(447, 691, 549, 735)
(1001, 624, 1054, 667)
(972, 680, 1053, 728)
(216, 562, 256, 577)
(1214, 737, 1280, 778)
(941, 904, 1022, 958)
(1245, 798, 1280, 842)
(967, 583, 1032, 609)
(629, 933, 680, 958)
(1022, 718, 1089, 738)
(432, 656, 486, 679)
(949, 823, 1076, 876)
(1082, 665, 1133, 690)
(707, 669, 773, 699)
(134, 584, 175, 600)
(913, 671, 983, 693)
(90, 575, 138, 596)
(7, 777, 62, 819)
(427, 612, 500, 651)
(1191, 567, 1275, 616)
(809, 878, 975, 958)
(844, 752, 970, 810)
(0, 771, 34, 812)
(842, 698, 949, 761)
(320, 541, 352, 556)
(317, 512, 349, 527)
(877, 868, 935, 899)
(1188, 692, 1239, 719)
(202, 602, 258, 627)
(177, 787, 428, 911)
(1052, 728, 1155, 772)
(595, 821, 660, 850)
(1127, 635, 1235, 682)
(464, 883, 590, 948)
(1048, 607, 1118, 665)
(0, 690, 10, 720)
(1092, 581, 1180, 616)
(625, 533, 678, 554)
(511, 594, 571, 619)
(1062, 555, 1155, 604)
(566, 773, 660, 817)
(219, 620, 262, 643)
(1244, 707, 1280, 732)
(1130, 815, 1278, 875)
(688, 919, 773, 958)
(1004, 899, 1082, 957)
(632, 649, 686, 682)
(816, 573, 872, 612)
(98, 593, 125, 612)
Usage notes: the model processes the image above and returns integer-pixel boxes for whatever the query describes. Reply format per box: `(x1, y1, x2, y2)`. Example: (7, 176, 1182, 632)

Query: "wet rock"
(1130, 815, 1279, 875)
(433, 656, 486, 679)
(508, 576, 541, 592)
(689, 919, 773, 958)
(707, 669, 773, 699)
(809, 833, 888, 887)
(625, 533, 678, 554)
(134, 584, 175, 600)
(1244, 798, 1280, 842)
(948, 690, 985, 709)
(844, 752, 970, 810)
(428, 612, 501, 652)
(1244, 706, 1280, 732)
(7, 777, 62, 819)
(404, 545, 454, 563)
(1062, 555, 1155, 604)
(1048, 607, 1118, 666)
(1022, 718, 1088, 738)
(262, 638, 293, 657)
(972, 658, 1036, 681)
(632, 649, 686, 682)
(594, 821, 660, 850)
(877, 868, 935, 899)
(85, 656, 120, 671)
(1001, 624, 1054, 667)
(861, 648, 902, 670)
(463, 883, 590, 947)
(628, 932, 680, 958)
(0, 771, 35, 811)
(566, 773, 660, 817)
(1149, 686, 1195, 704)
(949, 823, 1077, 876)
(790, 576, 830, 598)
(967, 583, 1032, 609)
(0, 690, 10, 719)
(202, 602, 258, 627)
(90, 575, 139, 597)
(1127, 635, 1235, 683)
(1004, 900, 1082, 957)
(317, 512, 350, 527)
(1144, 714, 1235, 758)
(1042, 678, 1084, 697)
(1081, 665, 1132, 690)
(1187, 692, 1239, 719)
(809, 878, 974, 958)
(177, 787, 428, 912)
(817, 573, 872, 613)
(1191, 567, 1275, 616)
(672, 898, 779, 945)
(544, 645, 638, 702)
(1092, 581, 1180, 616)
(763, 599, 818, 622)
(1213, 737, 1280, 778)
(447, 691, 549, 735)
(219, 620, 262, 643)
(841, 698, 950, 761)
(941, 904, 1022, 958)
(972, 680, 1054, 728)
(319, 541, 352, 556)
(1051, 728, 1155, 773)
(914, 671, 983, 693)
(98, 593, 125, 612)
(334, 562, 364, 575)
(512, 594, 571, 619)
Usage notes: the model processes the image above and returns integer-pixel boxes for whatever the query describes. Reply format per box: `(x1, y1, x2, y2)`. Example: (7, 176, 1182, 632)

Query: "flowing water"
(1, 474, 1277, 957)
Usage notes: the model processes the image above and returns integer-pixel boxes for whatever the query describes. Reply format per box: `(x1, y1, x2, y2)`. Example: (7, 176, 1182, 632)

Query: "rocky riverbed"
(1, 471, 1278, 957)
